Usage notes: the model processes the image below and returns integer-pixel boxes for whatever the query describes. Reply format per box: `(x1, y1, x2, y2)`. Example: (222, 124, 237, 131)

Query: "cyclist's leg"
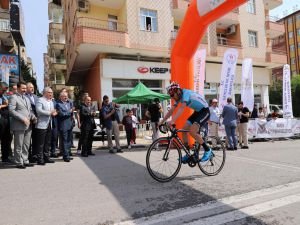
(182, 122, 191, 147)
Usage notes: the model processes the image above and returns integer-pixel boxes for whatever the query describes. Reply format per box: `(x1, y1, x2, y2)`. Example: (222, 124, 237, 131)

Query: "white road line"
(231, 156, 300, 171)
(188, 193, 300, 225)
(116, 181, 300, 225)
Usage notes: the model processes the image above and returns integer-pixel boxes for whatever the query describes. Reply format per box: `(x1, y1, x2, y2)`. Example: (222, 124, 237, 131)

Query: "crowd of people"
(0, 83, 144, 169)
(0, 80, 281, 168)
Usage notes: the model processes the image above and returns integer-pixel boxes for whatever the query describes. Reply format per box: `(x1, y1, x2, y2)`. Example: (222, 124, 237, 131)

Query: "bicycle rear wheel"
(198, 136, 226, 176)
(146, 137, 182, 182)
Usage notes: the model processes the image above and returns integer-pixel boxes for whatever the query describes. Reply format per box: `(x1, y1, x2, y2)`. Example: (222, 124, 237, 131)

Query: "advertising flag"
(218, 48, 238, 111)
(282, 64, 293, 118)
(241, 58, 254, 110)
(193, 49, 206, 96)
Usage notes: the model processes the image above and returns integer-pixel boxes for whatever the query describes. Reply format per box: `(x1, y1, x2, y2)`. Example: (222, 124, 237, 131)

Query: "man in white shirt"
(208, 99, 220, 148)
(35, 87, 57, 165)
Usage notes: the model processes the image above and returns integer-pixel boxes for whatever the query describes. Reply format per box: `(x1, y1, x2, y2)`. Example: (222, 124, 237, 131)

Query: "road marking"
(116, 181, 300, 225)
(188, 193, 300, 225)
(231, 156, 300, 171)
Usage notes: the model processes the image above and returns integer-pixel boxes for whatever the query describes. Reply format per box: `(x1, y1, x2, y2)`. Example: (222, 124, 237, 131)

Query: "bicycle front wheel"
(146, 137, 182, 182)
(198, 136, 226, 176)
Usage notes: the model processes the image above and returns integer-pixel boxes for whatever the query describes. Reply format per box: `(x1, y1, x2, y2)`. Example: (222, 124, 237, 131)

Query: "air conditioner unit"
(226, 25, 236, 35)
(78, 0, 90, 13)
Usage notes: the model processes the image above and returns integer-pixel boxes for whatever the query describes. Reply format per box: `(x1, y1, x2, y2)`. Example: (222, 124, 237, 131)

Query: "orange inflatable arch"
(171, 0, 247, 131)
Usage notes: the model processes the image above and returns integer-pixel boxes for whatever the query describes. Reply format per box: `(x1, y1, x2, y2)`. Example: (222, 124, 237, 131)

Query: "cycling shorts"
(187, 107, 210, 127)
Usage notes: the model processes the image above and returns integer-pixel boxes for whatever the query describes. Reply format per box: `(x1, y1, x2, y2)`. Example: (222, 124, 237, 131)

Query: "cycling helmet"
(167, 82, 181, 97)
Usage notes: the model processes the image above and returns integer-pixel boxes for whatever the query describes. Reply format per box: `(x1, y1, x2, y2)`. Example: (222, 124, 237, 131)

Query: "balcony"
(217, 10, 239, 27)
(172, 0, 189, 21)
(266, 49, 287, 65)
(49, 35, 65, 49)
(216, 39, 243, 58)
(0, 19, 9, 32)
(263, 0, 282, 10)
(51, 57, 66, 70)
(170, 30, 208, 49)
(265, 16, 285, 39)
(75, 17, 129, 47)
(50, 22, 62, 30)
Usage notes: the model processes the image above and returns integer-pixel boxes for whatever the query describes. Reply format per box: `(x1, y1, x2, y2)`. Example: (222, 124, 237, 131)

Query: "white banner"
(283, 64, 293, 118)
(241, 58, 254, 110)
(194, 49, 206, 96)
(212, 118, 300, 139)
(218, 48, 239, 111)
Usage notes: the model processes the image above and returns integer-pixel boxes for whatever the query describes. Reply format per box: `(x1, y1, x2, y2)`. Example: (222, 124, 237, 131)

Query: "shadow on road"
(79, 149, 269, 224)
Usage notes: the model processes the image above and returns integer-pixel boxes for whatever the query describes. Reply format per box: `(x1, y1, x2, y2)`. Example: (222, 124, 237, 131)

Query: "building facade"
(280, 10, 300, 76)
(47, 0, 75, 95)
(62, 0, 286, 115)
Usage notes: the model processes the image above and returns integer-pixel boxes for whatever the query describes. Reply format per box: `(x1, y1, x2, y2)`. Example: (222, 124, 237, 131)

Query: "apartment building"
(47, 0, 71, 93)
(0, 0, 14, 53)
(63, 0, 286, 112)
(279, 10, 300, 77)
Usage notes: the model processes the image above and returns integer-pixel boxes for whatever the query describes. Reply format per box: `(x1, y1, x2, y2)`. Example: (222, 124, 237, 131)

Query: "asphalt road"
(0, 139, 300, 225)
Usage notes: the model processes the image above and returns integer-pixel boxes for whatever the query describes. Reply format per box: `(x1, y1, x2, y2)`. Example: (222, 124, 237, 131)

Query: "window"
(289, 31, 293, 38)
(290, 44, 295, 52)
(298, 29, 300, 36)
(140, 8, 158, 32)
(246, 0, 256, 14)
(291, 58, 296, 64)
(297, 14, 300, 21)
(108, 14, 118, 31)
(0, 19, 9, 32)
(288, 18, 293, 24)
(248, 30, 258, 47)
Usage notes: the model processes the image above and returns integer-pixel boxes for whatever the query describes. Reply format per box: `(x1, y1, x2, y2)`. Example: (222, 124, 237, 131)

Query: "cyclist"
(160, 82, 212, 163)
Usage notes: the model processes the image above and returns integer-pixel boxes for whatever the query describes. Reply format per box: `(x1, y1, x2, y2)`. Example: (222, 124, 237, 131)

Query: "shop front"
(101, 59, 171, 119)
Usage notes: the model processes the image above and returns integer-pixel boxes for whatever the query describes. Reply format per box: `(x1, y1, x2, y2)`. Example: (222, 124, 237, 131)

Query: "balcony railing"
(217, 38, 242, 47)
(76, 17, 127, 33)
(53, 58, 66, 64)
(50, 37, 65, 44)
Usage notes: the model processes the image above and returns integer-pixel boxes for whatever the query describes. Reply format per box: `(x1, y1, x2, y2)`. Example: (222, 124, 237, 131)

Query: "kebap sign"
(0, 54, 19, 88)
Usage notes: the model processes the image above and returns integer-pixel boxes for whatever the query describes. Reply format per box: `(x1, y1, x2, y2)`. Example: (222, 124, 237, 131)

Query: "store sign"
(137, 66, 169, 74)
(103, 59, 171, 79)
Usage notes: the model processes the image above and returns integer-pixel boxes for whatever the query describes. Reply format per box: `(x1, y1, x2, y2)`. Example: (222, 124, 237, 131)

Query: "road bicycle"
(146, 123, 226, 182)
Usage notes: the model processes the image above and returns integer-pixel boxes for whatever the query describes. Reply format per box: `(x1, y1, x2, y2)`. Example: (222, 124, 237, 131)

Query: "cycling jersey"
(175, 89, 208, 112)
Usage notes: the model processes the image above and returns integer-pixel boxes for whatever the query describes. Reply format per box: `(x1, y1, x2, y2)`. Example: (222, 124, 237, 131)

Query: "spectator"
(145, 98, 162, 144)
(50, 97, 59, 158)
(258, 107, 266, 119)
(122, 109, 133, 149)
(56, 92, 74, 162)
(9, 82, 37, 169)
(76, 92, 89, 155)
(35, 87, 56, 165)
(12, 85, 17, 94)
(250, 104, 258, 119)
(271, 110, 279, 120)
(222, 97, 238, 150)
(208, 99, 220, 149)
(79, 96, 96, 157)
(237, 101, 250, 149)
(0, 87, 13, 163)
(131, 111, 138, 145)
(101, 95, 122, 153)
(25, 82, 39, 163)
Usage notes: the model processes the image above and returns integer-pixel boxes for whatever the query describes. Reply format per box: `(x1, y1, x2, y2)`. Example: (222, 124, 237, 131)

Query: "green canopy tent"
(113, 82, 170, 104)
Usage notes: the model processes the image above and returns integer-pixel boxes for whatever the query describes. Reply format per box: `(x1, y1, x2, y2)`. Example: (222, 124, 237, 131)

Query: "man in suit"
(9, 82, 37, 169)
(79, 96, 96, 157)
(35, 87, 57, 165)
(25, 82, 39, 162)
(221, 97, 238, 150)
(56, 92, 73, 162)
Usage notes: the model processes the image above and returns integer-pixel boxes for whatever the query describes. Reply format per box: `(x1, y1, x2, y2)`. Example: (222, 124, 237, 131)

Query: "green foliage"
(20, 59, 39, 95)
(270, 75, 300, 117)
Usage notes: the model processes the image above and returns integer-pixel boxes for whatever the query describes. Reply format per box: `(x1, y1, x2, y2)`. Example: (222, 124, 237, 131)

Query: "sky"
(21, 0, 48, 92)
(20, 0, 300, 92)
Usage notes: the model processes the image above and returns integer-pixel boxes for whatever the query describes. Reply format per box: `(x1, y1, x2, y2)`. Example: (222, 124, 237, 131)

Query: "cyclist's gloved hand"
(167, 120, 175, 128)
